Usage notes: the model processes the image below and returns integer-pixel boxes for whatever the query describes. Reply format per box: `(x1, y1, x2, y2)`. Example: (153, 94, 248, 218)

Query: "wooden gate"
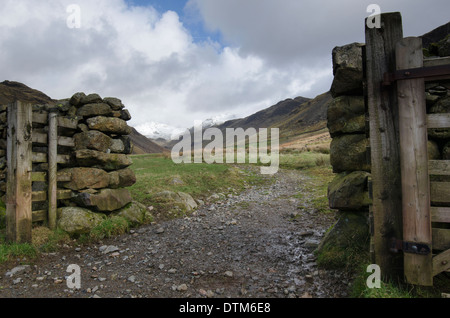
(366, 12, 450, 286)
(6, 101, 78, 243)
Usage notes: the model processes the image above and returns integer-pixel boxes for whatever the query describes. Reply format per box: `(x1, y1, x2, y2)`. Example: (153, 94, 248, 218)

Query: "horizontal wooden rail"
(433, 228, 450, 251)
(32, 189, 72, 202)
(431, 207, 450, 223)
(32, 113, 79, 130)
(429, 160, 450, 175)
(32, 208, 65, 223)
(32, 152, 70, 164)
(32, 132, 75, 147)
(427, 114, 450, 129)
(32, 210, 48, 223)
(424, 56, 450, 68)
(31, 172, 46, 182)
(31, 172, 73, 183)
(430, 182, 450, 205)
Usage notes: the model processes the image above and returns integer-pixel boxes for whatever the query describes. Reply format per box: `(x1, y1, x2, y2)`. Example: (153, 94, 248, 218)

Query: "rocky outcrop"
(151, 191, 198, 216)
(327, 95, 366, 137)
(58, 207, 106, 236)
(112, 201, 153, 227)
(330, 134, 370, 173)
(330, 43, 365, 98)
(328, 171, 371, 210)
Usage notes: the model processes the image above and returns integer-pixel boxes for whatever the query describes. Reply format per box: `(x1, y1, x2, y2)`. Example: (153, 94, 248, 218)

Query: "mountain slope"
(163, 92, 332, 150)
(129, 127, 167, 154)
(0, 80, 56, 105)
(0, 81, 165, 154)
(214, 92, 332, 138)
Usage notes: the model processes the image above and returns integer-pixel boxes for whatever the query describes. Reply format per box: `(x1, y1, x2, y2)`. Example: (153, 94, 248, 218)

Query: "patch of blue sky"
(125, 0, 223, 46)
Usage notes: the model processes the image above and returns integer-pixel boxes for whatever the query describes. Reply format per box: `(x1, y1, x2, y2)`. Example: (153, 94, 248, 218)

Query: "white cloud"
(1, 0, 448, 130)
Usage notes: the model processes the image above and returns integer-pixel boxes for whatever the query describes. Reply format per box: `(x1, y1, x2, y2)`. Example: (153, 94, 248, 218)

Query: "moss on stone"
(316, 211, 370, 270)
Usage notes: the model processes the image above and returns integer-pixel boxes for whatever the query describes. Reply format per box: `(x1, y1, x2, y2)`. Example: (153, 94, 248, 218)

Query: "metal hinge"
(390, 238, 431, 255)
(383, 64, 450, 86)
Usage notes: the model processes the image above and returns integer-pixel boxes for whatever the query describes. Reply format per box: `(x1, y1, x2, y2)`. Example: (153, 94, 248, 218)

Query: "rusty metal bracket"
(383, 64, 450, 86)
(390, 238, 431, 255)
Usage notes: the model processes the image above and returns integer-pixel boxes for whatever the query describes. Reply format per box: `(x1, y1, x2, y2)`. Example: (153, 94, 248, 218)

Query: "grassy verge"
(351, 264, 450, 298)
(128, 153, 267, 208)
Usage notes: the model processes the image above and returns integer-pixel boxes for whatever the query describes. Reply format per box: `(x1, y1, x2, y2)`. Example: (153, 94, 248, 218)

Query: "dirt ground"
(0, 168, 352, 299)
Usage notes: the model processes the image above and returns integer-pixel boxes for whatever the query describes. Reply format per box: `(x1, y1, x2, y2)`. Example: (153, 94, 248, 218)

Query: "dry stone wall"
(319, 39, 450, 265)
(0, 92, 151, 236)
(327, 42, 371, 214)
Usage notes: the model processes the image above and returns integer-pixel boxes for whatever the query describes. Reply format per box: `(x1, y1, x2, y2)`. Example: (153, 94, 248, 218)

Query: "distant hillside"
(0, 81, 165, 154)
(164, 91, 332, 150)
(0, 80, 56, 105)
(129, 127, 167, 154)
(209, 92, 331, 138)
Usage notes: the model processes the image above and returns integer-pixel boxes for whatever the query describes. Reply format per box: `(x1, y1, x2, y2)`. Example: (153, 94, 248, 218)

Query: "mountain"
(129, 127, 167, 154)
(134, 121, 186, 141)
(164, 91, 332, 150)
(214, 92, 332, 140)
(0, 81, 165, 154)
(0, 80, 56, 105)
(421, 21, 450, 49)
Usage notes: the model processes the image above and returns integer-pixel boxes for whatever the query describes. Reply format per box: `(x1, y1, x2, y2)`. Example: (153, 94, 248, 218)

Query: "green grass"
(279, 151, 330, 171)
(129, 153, 266, 207)
(79, 215, 130, 243)
(350, 263, 450, 298)
(0, 242, 37, 263)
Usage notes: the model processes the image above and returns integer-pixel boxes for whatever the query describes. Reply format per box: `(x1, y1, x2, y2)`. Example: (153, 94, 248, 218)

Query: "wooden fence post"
(48, 111, 58, 230)
(396, 37, 433, 286)
(6, 101, 33, 243)
(365, 12, 404, 281)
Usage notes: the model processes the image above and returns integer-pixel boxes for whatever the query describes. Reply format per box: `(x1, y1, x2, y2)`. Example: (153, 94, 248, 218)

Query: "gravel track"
(0, 168, 352, 298)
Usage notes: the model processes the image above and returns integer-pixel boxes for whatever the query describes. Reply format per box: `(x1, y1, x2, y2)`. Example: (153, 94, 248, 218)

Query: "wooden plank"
(32, 132, 75, 147)
(433, 228, 450, 251)
(32, 132, 47, 144)
(396, 36, 433, 286)
(431, 207, 450, 223)
(6, 101, 33, 243)
(31, 172, 47, 182)
(32, 113, 79, 130)
(32, 112, 48, 125)
(430, 182, 450, 205)
(32, 189, 72, 202)
(32, 152, 47, 163)
(429, 160, 450, 176)
(32, 210, 47, 223)
(32, 191, 47, 202)
(48, 112, 58, 230)
(432, 249, 450, 276)
(365, 12, 404, 281)
(32, 152, 70, 164)
(427, 114, 450, 129)
(424, 56, 450, 68)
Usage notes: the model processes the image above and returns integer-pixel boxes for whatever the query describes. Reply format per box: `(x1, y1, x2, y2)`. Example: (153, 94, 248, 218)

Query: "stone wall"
(0, 93, 151, 236)
(316, 43, 371, 267)
(318, 38, 450, 267)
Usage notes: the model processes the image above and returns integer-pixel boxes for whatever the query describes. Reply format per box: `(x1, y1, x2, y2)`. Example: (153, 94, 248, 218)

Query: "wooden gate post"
(6, 101, 33, 243)
(396, 37, 433, 286)
(48, 111, 58, 230)
(365, 12, 404, 281)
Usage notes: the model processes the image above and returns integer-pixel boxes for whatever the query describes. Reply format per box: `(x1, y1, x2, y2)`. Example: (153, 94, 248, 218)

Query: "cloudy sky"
(1, 0, 449, 134)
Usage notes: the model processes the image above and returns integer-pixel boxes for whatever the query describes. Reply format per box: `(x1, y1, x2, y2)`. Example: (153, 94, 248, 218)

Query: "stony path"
(0, 169, 352, 298)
